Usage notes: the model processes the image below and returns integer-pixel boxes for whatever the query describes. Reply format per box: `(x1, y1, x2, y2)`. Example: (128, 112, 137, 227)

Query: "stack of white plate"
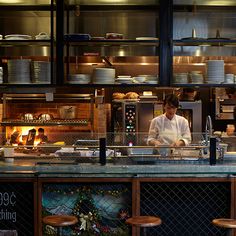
(206, 60, 224, 84)
(93, 68, 115, 84)
(140, 75, 159, 84)
(67, 74, 91, 84)
(7, 59, 31, 84)
(31, 61, 51, 84)
(116, 75, 133, 84)
(173, 73, 189, 84)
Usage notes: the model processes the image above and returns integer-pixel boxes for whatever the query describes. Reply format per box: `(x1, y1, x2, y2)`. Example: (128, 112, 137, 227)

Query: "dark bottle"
(99, 138, 106, 165)
(209, 137, 216, 165)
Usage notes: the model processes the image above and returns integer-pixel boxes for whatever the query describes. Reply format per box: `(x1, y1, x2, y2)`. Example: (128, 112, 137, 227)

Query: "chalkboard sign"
(0, 182, 34, 235)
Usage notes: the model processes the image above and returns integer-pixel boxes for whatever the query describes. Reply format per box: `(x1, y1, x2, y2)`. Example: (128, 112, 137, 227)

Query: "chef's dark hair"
(164, 94, 179, 108)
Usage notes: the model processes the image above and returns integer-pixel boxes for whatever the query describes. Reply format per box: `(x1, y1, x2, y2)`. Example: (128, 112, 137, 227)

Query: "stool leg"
(227, 229, 232, 236)
(142, 227, 147, 236)
(57, 227, 63, 236)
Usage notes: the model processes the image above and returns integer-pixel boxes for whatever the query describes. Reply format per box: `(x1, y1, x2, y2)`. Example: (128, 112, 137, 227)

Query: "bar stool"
(126, 215, 162, 236)
(212, 218, 236, 236)
(43, 215, 78, 236)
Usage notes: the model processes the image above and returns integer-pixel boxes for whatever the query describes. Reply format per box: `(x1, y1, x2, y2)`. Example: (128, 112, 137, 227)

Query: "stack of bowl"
(173, 73, 189, 84)
(93, 68, 115, 84)
(116, 76, 133, 84)
(189, 71, 204, 84)
(139, 75, 159, 84)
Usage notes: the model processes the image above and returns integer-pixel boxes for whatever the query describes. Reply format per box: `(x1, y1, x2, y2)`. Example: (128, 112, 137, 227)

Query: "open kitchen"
(0, 0, 235, 236)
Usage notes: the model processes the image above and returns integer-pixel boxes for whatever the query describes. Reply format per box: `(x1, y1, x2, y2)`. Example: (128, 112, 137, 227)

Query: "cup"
(3, 147, 15, 157)
(225, 74, 234, 84)
(226, 124, 235, 136)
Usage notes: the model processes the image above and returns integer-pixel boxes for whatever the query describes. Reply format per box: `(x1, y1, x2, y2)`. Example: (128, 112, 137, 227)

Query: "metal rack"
(1, 93, 94, 129)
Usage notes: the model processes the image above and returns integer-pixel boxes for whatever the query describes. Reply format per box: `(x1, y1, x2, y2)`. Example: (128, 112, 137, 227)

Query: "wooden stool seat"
(43, 215, 78, 236)
(212, 218, 236, 229)
(126, 216, 162, 227)
(126, 216, 162, 236)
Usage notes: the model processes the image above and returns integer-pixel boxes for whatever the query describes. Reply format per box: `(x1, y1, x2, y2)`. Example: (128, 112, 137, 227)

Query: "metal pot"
(59, 106, 77, 119)
(21, 113, 34, 120)
(38, 113, 53, 121)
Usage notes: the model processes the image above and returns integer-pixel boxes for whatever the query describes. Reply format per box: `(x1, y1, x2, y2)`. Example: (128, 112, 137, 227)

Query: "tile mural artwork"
(42, 183, 131, 236)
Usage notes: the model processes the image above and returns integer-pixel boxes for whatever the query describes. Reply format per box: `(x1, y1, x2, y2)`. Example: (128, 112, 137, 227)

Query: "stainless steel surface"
(0, 0, 52, 5)
(66, 9, 159, 56)
(173, 9, 236, 56)
(68, 0, 159, 5)
(174, 0, 236, 6)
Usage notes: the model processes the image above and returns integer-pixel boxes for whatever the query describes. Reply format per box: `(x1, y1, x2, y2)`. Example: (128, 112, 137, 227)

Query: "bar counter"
(0, 158, 236, 236)
(0, 158, 235, 177)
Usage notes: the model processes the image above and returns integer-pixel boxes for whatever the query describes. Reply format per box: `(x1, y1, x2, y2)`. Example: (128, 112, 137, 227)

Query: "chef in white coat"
(147, 94, 191, 147)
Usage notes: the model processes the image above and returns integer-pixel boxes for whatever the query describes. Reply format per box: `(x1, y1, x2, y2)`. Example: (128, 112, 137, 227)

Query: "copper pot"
(21, 113, 34, 120)
(59, 106, 77, 119)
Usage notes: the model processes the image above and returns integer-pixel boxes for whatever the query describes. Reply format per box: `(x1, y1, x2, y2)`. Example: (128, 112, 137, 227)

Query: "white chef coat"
(147, 114, 191, 145)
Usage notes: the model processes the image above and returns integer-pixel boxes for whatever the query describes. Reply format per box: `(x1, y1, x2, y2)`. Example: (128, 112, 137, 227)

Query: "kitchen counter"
(0, 157, 236, 177)
(0, 157, 235, 236)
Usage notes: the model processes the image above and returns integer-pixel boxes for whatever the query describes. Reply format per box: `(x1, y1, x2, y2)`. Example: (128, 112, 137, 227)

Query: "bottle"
(210, 137, 216, 165)
(99, 138, 106, 166)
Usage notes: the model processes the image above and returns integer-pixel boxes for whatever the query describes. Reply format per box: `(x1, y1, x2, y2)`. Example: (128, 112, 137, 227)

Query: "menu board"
(0, 182, 34, 235)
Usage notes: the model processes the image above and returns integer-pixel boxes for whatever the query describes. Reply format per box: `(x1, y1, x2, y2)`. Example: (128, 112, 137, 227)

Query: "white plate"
(182, 158, 199, 161)
(5, 34, 32, 40)
(67, 81, 90, 84)
(136, 37, 158, 40)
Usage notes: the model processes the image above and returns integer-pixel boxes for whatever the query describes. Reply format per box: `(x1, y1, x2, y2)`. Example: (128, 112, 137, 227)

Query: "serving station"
(0, 135, 234, 236)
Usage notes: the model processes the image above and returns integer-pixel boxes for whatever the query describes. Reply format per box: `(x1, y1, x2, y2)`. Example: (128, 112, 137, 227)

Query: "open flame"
(11, 127, 40, 146)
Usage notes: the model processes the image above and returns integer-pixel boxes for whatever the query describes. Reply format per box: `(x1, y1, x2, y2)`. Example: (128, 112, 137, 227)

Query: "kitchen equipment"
(21, 113, 34, 120)
(181, 28, 204, 40)
(38, 113, 53, 121)
(105, 33, 123, 39)
(26, 128, 36, 146)
(59, 106, 77, 119)
(208, 29, 229, 40)
(35, 32, 50, 40)
(112, 99, 202, 145)
(64, 33, 91, 41)
(93, 68, 115, 84)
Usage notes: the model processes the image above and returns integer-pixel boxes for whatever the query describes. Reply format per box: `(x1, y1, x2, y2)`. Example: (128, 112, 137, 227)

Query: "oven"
(112, 100, 202, 145)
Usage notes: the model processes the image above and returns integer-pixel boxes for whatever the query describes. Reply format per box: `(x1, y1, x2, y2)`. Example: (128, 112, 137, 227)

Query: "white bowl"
(133, 76, 146, 83)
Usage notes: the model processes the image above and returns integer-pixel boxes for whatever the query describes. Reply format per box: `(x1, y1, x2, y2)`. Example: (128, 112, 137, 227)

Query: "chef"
(147, 94, 191, 147)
